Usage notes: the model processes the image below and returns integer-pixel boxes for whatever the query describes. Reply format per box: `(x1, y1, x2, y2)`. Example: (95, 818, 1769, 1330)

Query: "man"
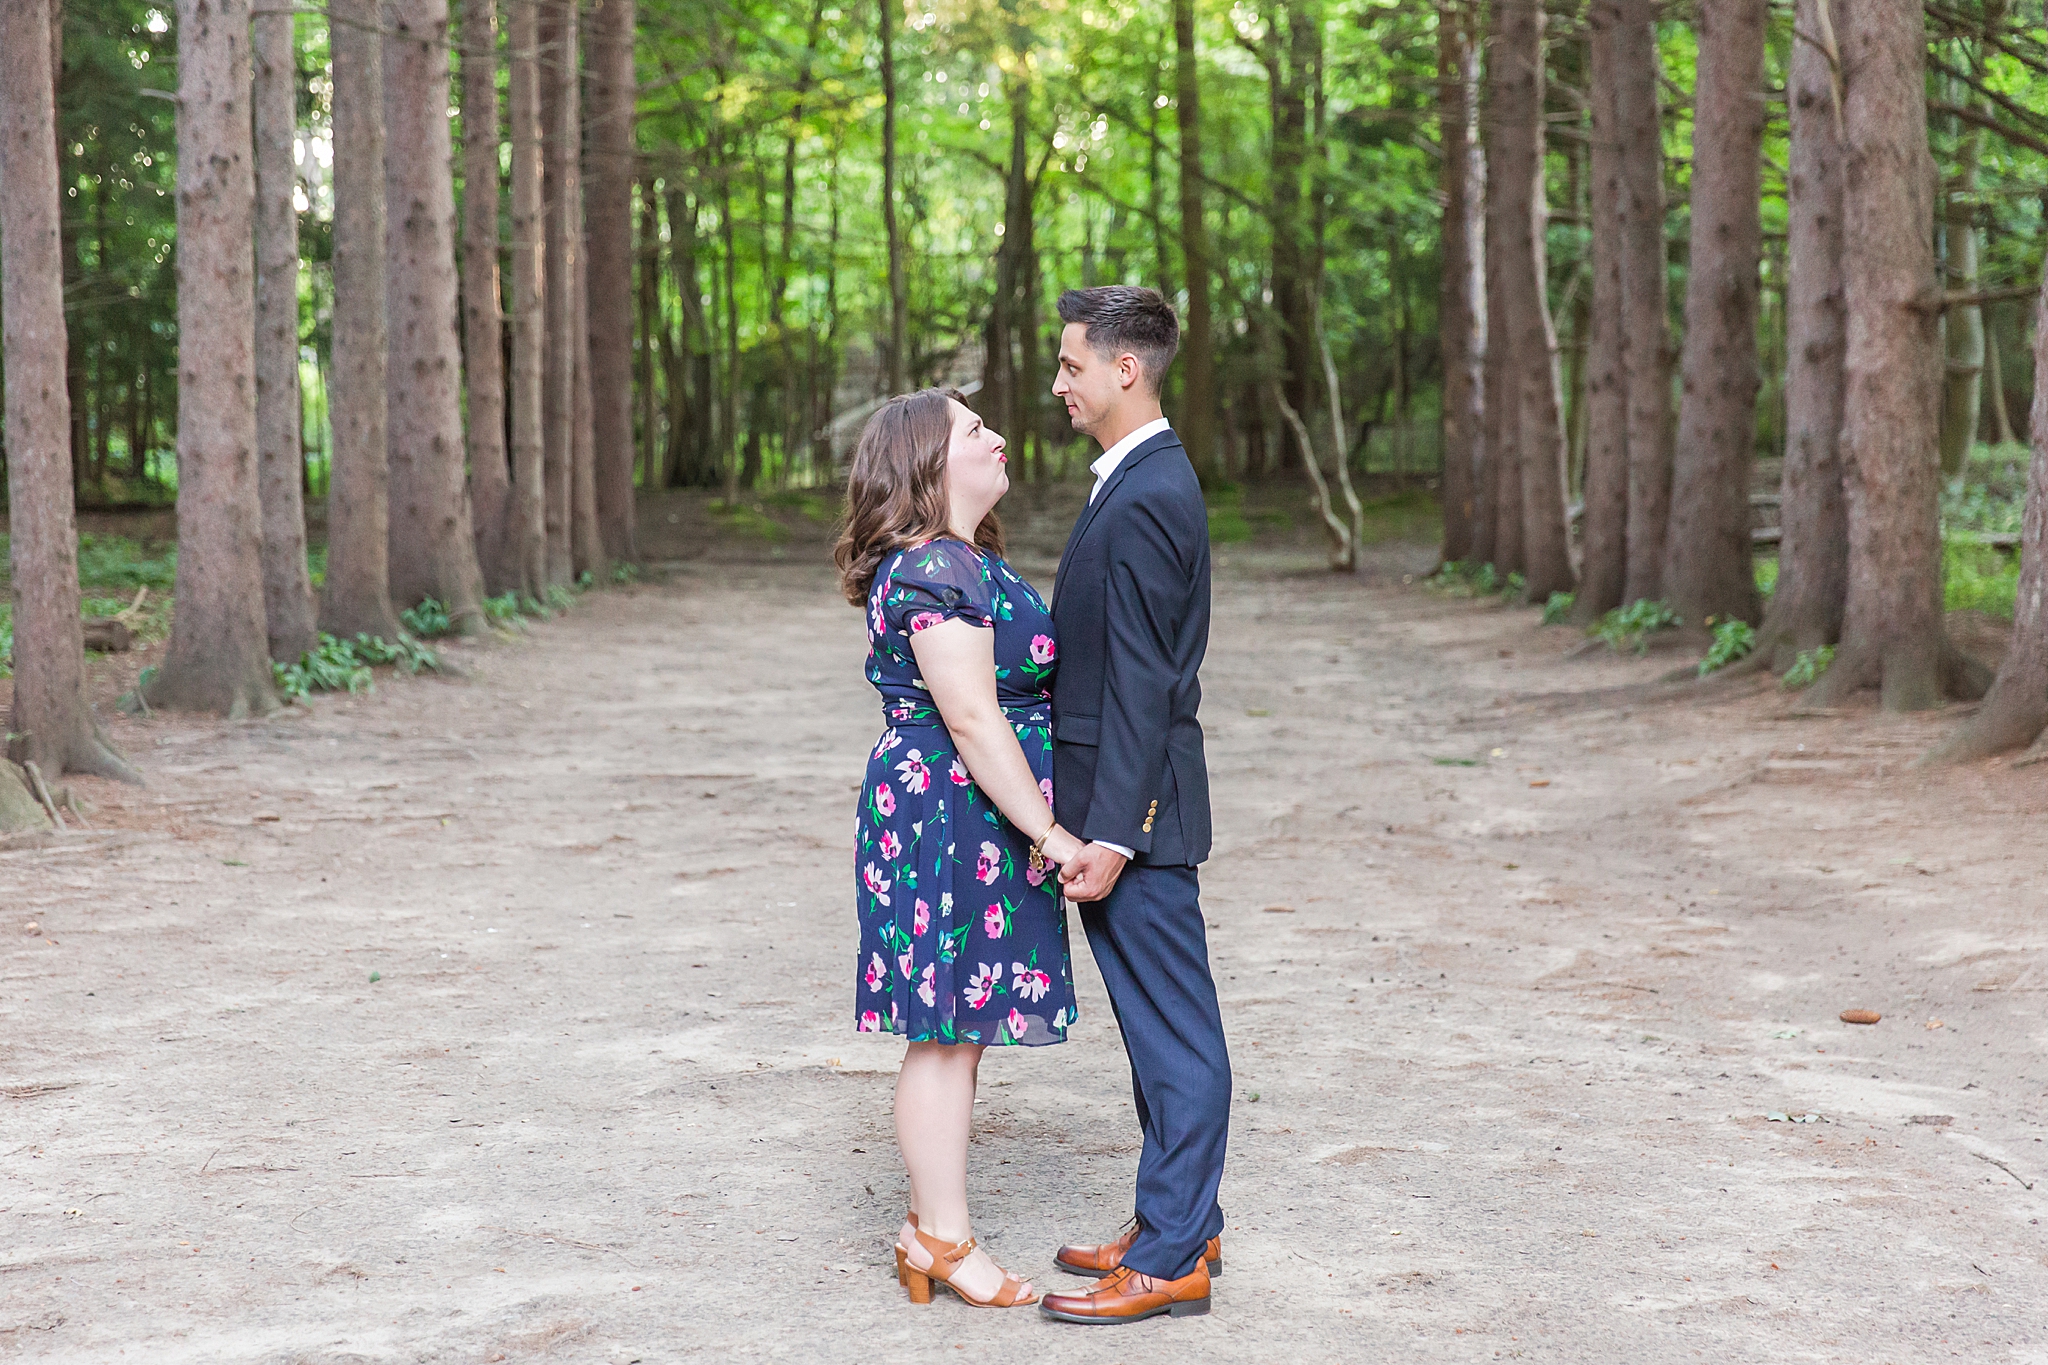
(1039, 286, 1231, 1325)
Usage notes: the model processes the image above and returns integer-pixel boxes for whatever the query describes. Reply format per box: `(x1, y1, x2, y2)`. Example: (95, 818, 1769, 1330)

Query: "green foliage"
(1698, 619, 1757, 676)
(400, 597, 453, 638)
(1427, 560, 1500, 596)
(1942, 444, 2029, 535)
(1780, 645, 1836, 691)
(75, 535, 177, 589)
(1589, 600, 1682, 655)
(1205, 486, 1256, 544)
(544, 585, 574, 613)
(1754, 556, 1779, 599)
(1502, 571, 1528, 601)
(1945, 540, 2022, 618)
(272, 632, 441, 701)
(708, 500, 788, 541)
(1540, 592, 1576, 625)
(0, 604, 12, 679)
(609, 562, 641, 584)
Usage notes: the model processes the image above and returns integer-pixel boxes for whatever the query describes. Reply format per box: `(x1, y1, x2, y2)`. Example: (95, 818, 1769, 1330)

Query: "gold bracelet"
(1028, 823, 1059, 875)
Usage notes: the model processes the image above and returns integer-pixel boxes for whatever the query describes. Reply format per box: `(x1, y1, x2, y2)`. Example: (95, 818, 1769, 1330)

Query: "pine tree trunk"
(1437, 0, 1485, 566)
(1174, 0, 1216, 479)
(638, 179, 660, 488)
(147, 0, 280, 717)
(1615, 0, 1671, 604)
(1932, 278, 2048, 759)
(462, 0, 515, 594)
(1755, 0, 1848, 671)
(1939, 109, 1984, 476)
(0, 0, 136, 781)
(506, 0, 547, 595)
(585, 0, 636, 562)
(571, 247, 605, 579)
(541, 0, 578, 583)
(322, 0, 403, 641)
(253, 8, 317, 663)
(1812, 0, 1985, 710)
(1489, 0, 1570, 595)
(383, 0, 487, 628)
(1574, 0, 1628, 620)
(879, 0, 905, 392)
(1663, 0, 1765, 627)
(1985, 312, 2016, 445)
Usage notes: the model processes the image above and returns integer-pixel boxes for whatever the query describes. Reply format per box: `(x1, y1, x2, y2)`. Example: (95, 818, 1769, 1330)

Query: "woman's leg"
(894, 1040, 1028, 1301)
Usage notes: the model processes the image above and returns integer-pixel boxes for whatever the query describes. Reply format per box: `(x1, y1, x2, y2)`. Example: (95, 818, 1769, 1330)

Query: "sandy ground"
(4, 491, 2048, 1363)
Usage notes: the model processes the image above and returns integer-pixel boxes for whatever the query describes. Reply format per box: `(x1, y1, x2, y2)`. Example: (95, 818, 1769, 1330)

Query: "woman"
(836, 388, 1084, 1309)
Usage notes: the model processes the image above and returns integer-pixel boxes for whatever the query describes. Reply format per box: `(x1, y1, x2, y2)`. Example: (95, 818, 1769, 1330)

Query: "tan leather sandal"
(901, 1224, 1038, 1308)
(894, 1211, 919, 1286)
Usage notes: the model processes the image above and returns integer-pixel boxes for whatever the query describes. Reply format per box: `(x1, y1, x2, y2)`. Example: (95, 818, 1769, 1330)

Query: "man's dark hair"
(1056, 286, 1180, 394)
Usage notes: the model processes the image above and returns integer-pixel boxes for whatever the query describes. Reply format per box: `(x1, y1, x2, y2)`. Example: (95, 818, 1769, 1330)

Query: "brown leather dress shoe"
(1039, 1263, 1211, 1324)
(1054, 1220, 1222, 1278)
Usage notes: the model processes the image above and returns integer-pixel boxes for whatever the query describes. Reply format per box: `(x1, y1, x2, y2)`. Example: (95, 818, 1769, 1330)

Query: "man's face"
(1052, 322, 1128, 441)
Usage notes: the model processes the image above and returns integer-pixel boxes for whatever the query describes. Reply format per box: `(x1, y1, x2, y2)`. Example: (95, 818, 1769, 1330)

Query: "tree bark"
(1754, 0, 1848, 671)
(571, 245, 604, 578)
(324, 0, 403, 641)
(1488, 0, 1570, 595)
(505, 0, 547, 595)
(0, 0, 136, 781)
(1437, 0, 1485, 566)
(1931, 278, 2048, 759)
(1985, 309, 2016, 444)
(1574, 0, 1628, 620)
(253, 7, 317, 663)
(147, 0, 280, 716)
(462, 0, 515, 594)
(1811, 0, 1986, 711)
(585, 0, 636, 562)
(1939, 106, 1984, 475)
(384, 0, 487, 628)
(541, 0, 578, 582)
(879, 0, 905, 392)
(1615, 0, 1672, 604)
(1662, 0, 1765, 627)
(1174, 0, 1216, 479)
(637, 178, 660, 488)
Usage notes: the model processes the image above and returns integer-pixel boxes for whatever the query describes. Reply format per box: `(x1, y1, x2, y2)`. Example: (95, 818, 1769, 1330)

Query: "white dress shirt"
(1087, 417, 1173, 504)
(1077, 417, 1171, 862)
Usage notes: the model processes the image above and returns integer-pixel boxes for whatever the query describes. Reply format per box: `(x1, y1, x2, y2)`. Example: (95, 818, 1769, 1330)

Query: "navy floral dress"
(854, 537, 1076, 1047)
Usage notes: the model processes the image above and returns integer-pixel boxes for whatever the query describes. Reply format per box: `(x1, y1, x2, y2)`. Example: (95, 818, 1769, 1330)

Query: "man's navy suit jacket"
(1049, 426, 1212, 868)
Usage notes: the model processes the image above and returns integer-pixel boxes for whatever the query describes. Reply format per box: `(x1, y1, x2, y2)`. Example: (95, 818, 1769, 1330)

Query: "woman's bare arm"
(909, 618, 1083, 864)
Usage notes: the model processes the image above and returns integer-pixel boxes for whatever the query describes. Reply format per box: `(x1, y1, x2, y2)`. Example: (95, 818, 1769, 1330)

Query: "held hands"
(1039, 825, 1087, 868)
(1058, 842, 1128, 903)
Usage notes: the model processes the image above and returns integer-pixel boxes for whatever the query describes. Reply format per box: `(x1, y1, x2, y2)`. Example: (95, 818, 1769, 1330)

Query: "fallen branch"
(23, 763, 66, 832)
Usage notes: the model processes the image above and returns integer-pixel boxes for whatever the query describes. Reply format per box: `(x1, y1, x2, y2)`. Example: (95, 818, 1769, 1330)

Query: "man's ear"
(1116, 352, 1142, 391)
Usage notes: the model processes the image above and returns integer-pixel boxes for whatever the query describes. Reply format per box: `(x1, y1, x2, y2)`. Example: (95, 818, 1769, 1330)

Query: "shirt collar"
(1089, 417, 1173, 486)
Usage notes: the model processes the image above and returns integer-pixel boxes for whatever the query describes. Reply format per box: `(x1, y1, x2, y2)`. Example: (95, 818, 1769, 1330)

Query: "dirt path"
(4, 536, 2046, 1363)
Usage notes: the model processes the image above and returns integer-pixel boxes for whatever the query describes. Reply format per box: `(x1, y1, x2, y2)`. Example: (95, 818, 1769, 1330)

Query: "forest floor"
(3, 482, 2047, 1363)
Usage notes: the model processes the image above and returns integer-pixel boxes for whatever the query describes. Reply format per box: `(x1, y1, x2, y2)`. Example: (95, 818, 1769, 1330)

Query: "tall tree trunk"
(462, 0, 515, 593)
(1754, 0, 1848, 671)
(1264, 11, 1313, 433)
(1437, 0, 1484, 566)
(879, 0, 905, 392)
(506, 0, 547, 595)
(253, 6, 317, 662)
(1662, 0, 1765, 627)
(384, 0, 487, 628)
(1574, 0, 1628, 620)
(1931, 276, 2048, 759)
(1489, 0, 1570, 594)
(1811, 0, 1987, 710)
(571, 246, 605, 577)
(1175, 0, 1216, 479)
(541, 0, 578, 583)
(585, 0, 636, 562)
(664, 183, 714, 487)
(1615, 0, 1671, 603)
(1985, 310, 2016, 444)
(637, 178, 660, 489)
(0, 0, 136, 780)
(323, 0, 404, 641)
(1939, 106, 1984, 475)
(147, 0, 280, 716)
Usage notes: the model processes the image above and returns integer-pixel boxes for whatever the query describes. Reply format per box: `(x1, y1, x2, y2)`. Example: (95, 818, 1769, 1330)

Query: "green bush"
(1698, 619, 1756, 676)
(74, 534, 178, 590)
(273, 632, 440, 702)
(1541, 591, 1575, 625)
(400, 597, 453, 638)
(1945, 540, 2021, 618)
(1589, 599, 1681, 655)
(1781, 645, 1835, 690)
(1754, 555, 1779, 598)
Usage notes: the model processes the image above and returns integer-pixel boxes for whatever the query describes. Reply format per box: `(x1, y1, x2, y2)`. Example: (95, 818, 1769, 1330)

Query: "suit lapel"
(1052, 428, 1183, 612)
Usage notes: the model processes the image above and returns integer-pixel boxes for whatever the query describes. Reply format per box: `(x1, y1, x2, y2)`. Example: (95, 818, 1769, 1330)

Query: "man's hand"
(1059, 842, 1129, 903)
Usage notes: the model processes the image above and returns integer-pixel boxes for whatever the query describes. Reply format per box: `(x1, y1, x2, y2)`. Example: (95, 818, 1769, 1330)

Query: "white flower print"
(872, 728, 902, 760)
(879, 829, 902, 861)
(983, 903, 1007, 939)
(917, 964, 937, 1007)
(976, 841, 1002, 885)
(864, 952, 888, 993)
(896, 749, 933, 794)
(1011, 963, 1052, 1003)
(861, 862, 892, 906)
(964, 962, 999, 1010)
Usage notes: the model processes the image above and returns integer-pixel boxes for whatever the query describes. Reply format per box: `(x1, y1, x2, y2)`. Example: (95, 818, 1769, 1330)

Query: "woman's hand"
(1039, 825, 1085, 867)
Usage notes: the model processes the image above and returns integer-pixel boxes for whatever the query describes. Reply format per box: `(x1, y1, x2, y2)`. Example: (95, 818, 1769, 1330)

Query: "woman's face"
(945, 399, 1008, 512)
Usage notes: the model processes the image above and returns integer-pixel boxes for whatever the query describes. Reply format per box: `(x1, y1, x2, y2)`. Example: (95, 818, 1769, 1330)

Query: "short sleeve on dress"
(882, 540, 996, 636)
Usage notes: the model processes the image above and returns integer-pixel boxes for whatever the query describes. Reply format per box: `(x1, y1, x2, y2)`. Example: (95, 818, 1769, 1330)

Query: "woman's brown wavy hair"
(835, 387, 1004, 606)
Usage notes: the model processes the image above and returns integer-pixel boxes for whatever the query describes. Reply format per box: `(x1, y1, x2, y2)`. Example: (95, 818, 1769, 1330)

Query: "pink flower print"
(861, 862, 893, 906)
(897, 949, 915, 983)
(1006, 1007, 1029, 1040)
(1030, 634, 1056, 666)
(976, 841, 1002, 885)
(873, 728, 903, 760)
(1039, 777, 1055, 808)
(948, 758, 971, 786)
(964, 963, 998, 1010)
(984, 903, 1007, 939)
(870, 602, 886, 637)
(908, 610, 946, 634)
(864, 952, 888, 993)
(879, 829, 902, 861)
(858, 1010, 881, 1033)
(874, 781, 896, 818)
(1011, 963, 1052, 1003)
(917, 964, 937, 1008)
(913, 899, 930, 937)
(895, 750, 932, 794)
(1025, 861, 1046, 888)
